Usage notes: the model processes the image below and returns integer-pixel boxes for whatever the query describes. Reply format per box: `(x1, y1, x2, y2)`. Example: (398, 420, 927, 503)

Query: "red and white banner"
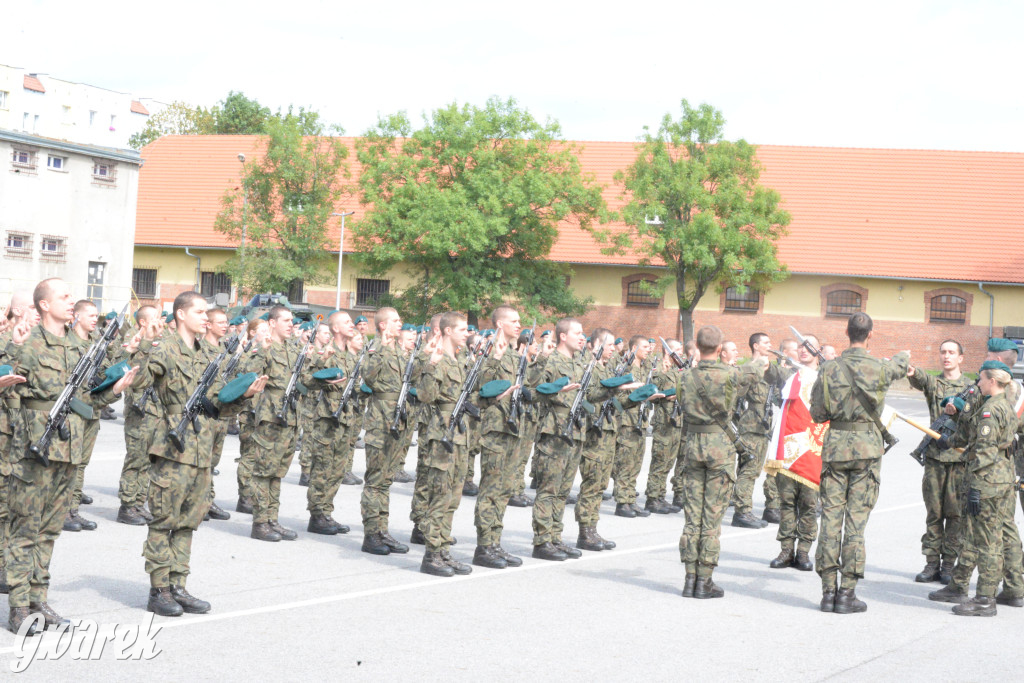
(765, 368, 827, 489)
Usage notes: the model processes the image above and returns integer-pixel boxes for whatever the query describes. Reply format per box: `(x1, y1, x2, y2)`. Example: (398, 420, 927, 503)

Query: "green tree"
(351, 97, 605, 326)
(596, 100, 791, 341)
(213, 91, 272, 135)
(214, 110, 348, 298)
(128, 101, 215, 149)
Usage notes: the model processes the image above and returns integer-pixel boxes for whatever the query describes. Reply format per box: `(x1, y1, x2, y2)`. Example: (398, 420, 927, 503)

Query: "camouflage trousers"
(670, 434, 686, 502)
(144, 456, 210, 588)
(250, 420, 297, 524)
(119, 409, 153, 507)
(411, 431, 430, 530)
(71, 417, 100, 509)
(733, 434, 769, 514)
(645, 424, 681, 501)
(474, 431, 518, 546)
(777, 474, 818, 553)
(576, 429, 616, 527)
(815, 458, 881, 591)
(920, 458, 964, 561)
(298, 403, 315, 475)
(6, 457, 76, 607)
(612, 428, 645, 505)
(306, 418, 349, 517)
(678, 453, 735, 578)
(508, 420, 538, 497)
(361, 426, 410, 535)
(0, 475, 9, 574)
(209, 417, 229, 502)
(422, 440, 468, 553)
(763, 473, 780, 512)
(236, 412, 256, 502)
(532, 433, 584, 546)
(950, 487, 1024, 597)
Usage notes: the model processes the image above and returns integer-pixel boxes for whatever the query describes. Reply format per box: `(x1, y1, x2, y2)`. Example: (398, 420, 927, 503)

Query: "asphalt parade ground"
(1, 391, 1021, 679)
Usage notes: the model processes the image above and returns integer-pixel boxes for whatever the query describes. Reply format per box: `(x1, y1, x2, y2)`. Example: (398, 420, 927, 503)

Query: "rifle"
(222, 337, 253, 380)
(788, 325, 827, 365)
(389, 329, 424, 439)
(28, 304, 129, 466)
(333, 340, 371, 426)
(560, 343, 604, 445)
(274, 315, 321, 425)
(907, 381, 978, 465)
(634, 366, 656, 433)
(761, 380, 779, 432)
(168, 334, 240, 453)
(440, 337, 493, 453)
(769, 348, 808, 371)
(659, 339, 690, 428)
(591, 349, 635, 433)
(131, 387, 156, 415)
(505, 319, 536, 434)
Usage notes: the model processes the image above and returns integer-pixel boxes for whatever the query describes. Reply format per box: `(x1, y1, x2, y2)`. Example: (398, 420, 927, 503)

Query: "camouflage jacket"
(677, 359, 741, 464)
(478, 344, 522, 437)
(536, 350, 613, 442)
(418, 352, 468, 448)
(736, 359, 792, 436)
(651, 367, 680, 431)
(965, 392, 1017, 497)
(951, 380, 1020, 450)
(908, 369, 970, 462)
(810, 347, 909, 462)
(309, 341, 360, 425)
(240, 339, 312, 428)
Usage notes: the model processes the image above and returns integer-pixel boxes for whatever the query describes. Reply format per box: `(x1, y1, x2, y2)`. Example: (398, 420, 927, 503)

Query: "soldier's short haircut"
(73, 299, 97, 314)
(780, 338, 797, 351)
(684, 340, 697, 355)
(267, 305, 290, 322)
(939, 339, 964, 356)
(172, 291, 204, 320)
(439, 311, 466, 336)
(748, 332, 769, 351)
(135, 305, 157, 324)
(847, 312, 872, 343)
(696, 325, 723, 354)
(328, 310, 352, 332)
(997, 349, 1017, 366)
(490, 305, 517, 327)
(374, 307, 398, 332)
(207, 307, 227, 322)
(429, 313, 443, 333)
(590, 327, 614, 349)
(628, 335, 647, 351)
(554, 317, 580, 344)
(33, 278, 61, 311)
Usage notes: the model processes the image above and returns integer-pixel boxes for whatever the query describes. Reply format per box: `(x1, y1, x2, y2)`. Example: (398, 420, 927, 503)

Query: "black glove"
(967, 488, 982, 517)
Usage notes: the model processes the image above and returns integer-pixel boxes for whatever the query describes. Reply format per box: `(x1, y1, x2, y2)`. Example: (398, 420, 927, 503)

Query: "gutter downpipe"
(185, 247, 201, 293)
(978, 282, 994, 338)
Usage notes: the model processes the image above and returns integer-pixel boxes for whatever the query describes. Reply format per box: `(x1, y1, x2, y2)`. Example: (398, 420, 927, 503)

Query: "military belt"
(829, 421, 875, 432)
(684, 423, 725, 434)
(23, 399, 55, 411)
(372, 392, 400, 402)
(437, 402, 458, 412)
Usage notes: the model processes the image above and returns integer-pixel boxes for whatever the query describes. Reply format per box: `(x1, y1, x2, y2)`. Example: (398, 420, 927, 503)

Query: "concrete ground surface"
(1, 391, 1021, 679)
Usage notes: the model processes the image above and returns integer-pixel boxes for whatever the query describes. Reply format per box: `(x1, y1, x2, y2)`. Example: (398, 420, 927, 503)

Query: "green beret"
(90, 360, 131, 394)
(105, 310, 117, 320)
(467, 325, 477, 333)
(988, 338, 1018, 353)
(980, 360, 1012, 374)
(940, 395, 965, 412)
(663, 387, 677, 398)
(648, 338, 655, 344)
(409, 387, 418, 398)
(218, 372, 258, 403)
(164, 313, 175, 324)
(229, 316, 246, 326)
(600, 373, 634, 388)
(615, 338, 623, 344)
(360, 382, 373, 394)
(401, 323, 415, 332)
(0, 364, 12, 377)
(312, 367, 345, 381)
(536, 376, 570, 395)
(483, 329, 494, 337)
(354, 315, 368, 324)
(480, 379, 512, 398)
(258, 312, 270, 321)
(540, 330, 551, 337)
(628, 383, 658, 403)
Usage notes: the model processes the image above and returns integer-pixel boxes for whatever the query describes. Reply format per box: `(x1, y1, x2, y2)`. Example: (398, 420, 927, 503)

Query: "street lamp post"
(238, 153, 247, 304)
(331, 211, 355, 309)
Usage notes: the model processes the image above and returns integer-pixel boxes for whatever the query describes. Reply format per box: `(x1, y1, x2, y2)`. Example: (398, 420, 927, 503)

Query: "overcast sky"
(6, 0, 1022, 151)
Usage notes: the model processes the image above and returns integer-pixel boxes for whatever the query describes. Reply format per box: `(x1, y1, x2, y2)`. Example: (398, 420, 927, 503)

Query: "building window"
(929, 294, 967, 324)
(625, 279, 659, 307)
(39, 235, 67, 262)
(91, 159, 116, 185)
(22, 112, 29, 129)
(724, 286, 759, 312)
(89, 110, 96, 126)
(132, 268, 158, 298)
(0, 90, 8, 109)
(5, 231, 32, 259)
(47, 155, 67, 171)
(356, 278, 389, 308)
(200, 272, 232, 298)
(825, 289, 862, 317)
(93, 162, 111, 177)
(11, 147, 35, 169)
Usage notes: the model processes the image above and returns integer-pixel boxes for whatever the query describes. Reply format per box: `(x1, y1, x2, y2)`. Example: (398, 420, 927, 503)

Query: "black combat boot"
(762, 508, 781, 525)
(298, 471, 310, 487)
(732, 511, 767, 529)
(953, 595, 997, 617)
(834, 588, 867, 614)
(472, 545, 508, 569)
(393, 470, 415, 484)
(251, 522, 282, 542)
(594, 528, 616, 550)
(576, 527, 605, 552)
(420, 552, 455, 577)
(326, 517, 350, 534)
(928, 584, 968, 603)
(554, 539, 582, 559)
(236, 497, 254, 515)
(307, 514, 339, 535)
(147, 587, 184, 617)
(614, 502, 636, 518)
(409, 526, 426, 545)
(532, 542, 568, 561)
(8, 607, 39, 635)
(207, 502, 230, 520)
(380, 532, 409, 554)
(270, 521, 297, 541)
(70, 510, 97, 531)
(938, 557, 955, 585)
(170, 586, 211, 614)
(62, 512, 82, 532)
(672, 492, 684, 508)
(995, 589, 1024, 607)
(793, 551, 814, 572)
(440, 550, 472, 575)
(462, 480, 479, 497)
(820, 589, 836, 613)
(29, 602, 69, 628)
(630, 503, 651, 517)
(693, 577, 725, 599)
(770, 548, 794, 569)
(80, 493, 94, 505)
(361, 532, 391, 555)
(117, 504, 147, 526)
(915, 558, 940, 583)
(341, 472, 363, 486)
(494, 545, 522, 567)
(137, 505, 154, 522)
(645, 498, 671, 515)
(681, 574, 696, 598)
(507, 494, 529, 508)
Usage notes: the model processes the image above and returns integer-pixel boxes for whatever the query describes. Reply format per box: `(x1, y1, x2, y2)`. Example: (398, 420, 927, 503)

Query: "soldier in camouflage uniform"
(239, 305, 313, 543)
(644, 340, 685, 515)
(906, 339, 969, 583)
(613, 336, 654, 519)
(668, 340, 699, 509)
(132, 291, 263, 616)
(763, 339, 801, 523)
(298, 322, 331, 486)
(507, 329, 542, 508)
(677, 325, 742, 599)
(0, 311, 31, 595)
(6, 279, 135, 634)
(340, 330, 368, 486)
(201, 307, 233, 521)
(235, 318, 270, 514)
(810, 312, 909, 614)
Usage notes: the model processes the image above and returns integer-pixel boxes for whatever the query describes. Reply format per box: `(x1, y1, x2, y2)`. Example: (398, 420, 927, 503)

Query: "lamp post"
(238, 153, 247, 303)
(331, 211, 355, 309)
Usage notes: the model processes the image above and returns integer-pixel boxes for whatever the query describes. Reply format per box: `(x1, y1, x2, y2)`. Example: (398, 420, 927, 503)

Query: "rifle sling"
(835, 359, 892, 443)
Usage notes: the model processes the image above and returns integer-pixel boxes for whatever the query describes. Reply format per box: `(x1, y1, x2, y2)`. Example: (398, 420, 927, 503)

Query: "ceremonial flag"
(765, 368, 827, 489)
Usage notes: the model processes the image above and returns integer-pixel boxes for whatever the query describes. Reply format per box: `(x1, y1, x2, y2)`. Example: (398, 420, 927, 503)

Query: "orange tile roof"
(136, 136, 1024, 285)
(23, 74, 45, 93)
(130, 100, 150, 115)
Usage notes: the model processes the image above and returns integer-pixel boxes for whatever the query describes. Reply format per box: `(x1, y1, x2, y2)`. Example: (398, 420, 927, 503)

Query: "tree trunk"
(674, 267, 694, 342)
(678, 308, 695, 343)
(467, 311, 479, 330)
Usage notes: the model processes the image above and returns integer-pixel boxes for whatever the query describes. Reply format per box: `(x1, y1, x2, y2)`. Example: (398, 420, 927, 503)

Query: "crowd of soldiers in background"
(1, 280, 1022, 635)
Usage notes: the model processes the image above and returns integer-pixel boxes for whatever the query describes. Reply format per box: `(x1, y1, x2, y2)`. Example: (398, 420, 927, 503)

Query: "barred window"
(132, 268, 158, 298)
(825, 289, 862, 317)
(200, 271, 232, 298)
(39, 235, 67, 262)
(724, 286, 759, 312)
(626, 279, 659, 307)
(5, 231, 32, 259)
(930, 294, 966, 324)
(356, 278, 389, 308)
